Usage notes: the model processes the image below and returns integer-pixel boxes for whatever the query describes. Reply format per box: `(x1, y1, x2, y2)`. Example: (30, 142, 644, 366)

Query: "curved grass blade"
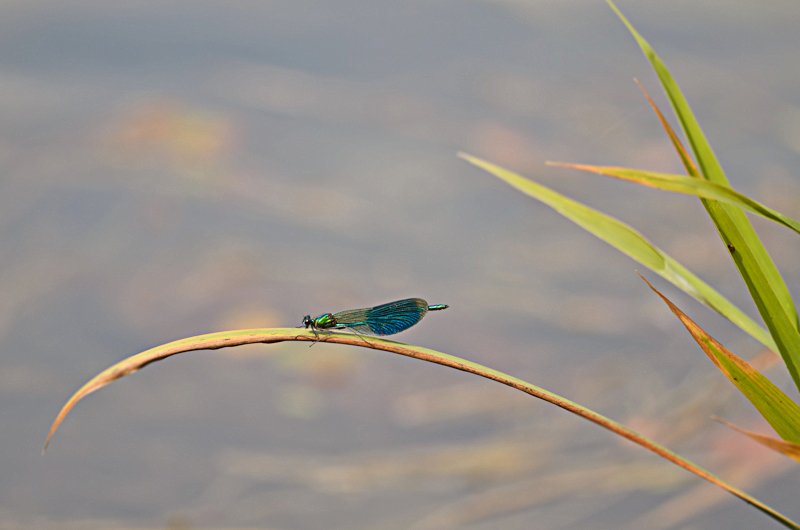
(608, 1, 800, 387)
(43, 328, 799, 528)
(459, 153, 776, 353)
(547, 162, 800, 236)
(713, 416, 800, 464)
(640, 273, 800, 444)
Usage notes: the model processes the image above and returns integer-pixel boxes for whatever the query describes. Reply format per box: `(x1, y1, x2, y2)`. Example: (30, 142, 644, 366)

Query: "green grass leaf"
(607, 0, 800, 390)
(712, 207, 800, 388)
(43, 327, 800, 528)
(459, 153, 776, 353)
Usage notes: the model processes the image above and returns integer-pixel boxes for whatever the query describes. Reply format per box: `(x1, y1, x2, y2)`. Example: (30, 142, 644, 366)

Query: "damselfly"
(302, 298, 448, 337)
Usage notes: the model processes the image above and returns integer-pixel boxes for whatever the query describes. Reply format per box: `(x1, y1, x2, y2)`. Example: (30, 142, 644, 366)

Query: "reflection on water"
(2, 1, 800, 529)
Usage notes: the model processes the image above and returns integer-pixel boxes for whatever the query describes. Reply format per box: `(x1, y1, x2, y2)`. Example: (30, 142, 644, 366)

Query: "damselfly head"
(302, 315, 313, 328)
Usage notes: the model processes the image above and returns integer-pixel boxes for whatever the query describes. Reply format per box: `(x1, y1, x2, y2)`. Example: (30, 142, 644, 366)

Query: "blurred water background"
(3, 1, 800, 529)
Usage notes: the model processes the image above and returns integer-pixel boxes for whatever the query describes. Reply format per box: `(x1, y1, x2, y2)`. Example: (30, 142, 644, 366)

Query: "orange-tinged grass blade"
(632, 78, 698, 176)
(546, 162, 800, 236)
(43, 328, 800, 528)
(713, 416, 800, 464)
(639, 273, 800, 444)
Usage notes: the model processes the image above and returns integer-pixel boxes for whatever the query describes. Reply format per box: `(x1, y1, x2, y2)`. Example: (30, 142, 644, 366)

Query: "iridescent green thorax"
(311, 313, 337, 329)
